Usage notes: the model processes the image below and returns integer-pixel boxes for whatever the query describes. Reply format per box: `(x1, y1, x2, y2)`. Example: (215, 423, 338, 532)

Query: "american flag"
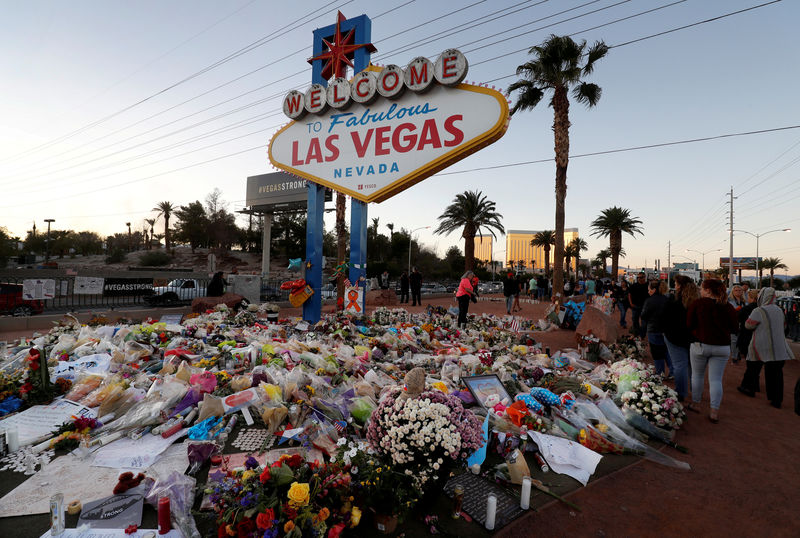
(343, 278, 352, 288)
(333, 420, 347, 433)
(510, 317, 520, 332)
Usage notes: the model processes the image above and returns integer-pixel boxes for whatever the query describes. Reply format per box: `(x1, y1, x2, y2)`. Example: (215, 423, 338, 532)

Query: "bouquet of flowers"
(210, 454, 357, 538)
(617, 379, 685, 430)
(366, 387, 483, 490)
(607, 335, 646, 362)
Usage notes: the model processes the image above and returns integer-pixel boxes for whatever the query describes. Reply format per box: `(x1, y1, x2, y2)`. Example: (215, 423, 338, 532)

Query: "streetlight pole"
(686, 248, 722, 274)
(126, 222, 132, 252)
(407, 226, 430, 276)
(733, 228, 791, 289)
(44, 219, 55, 261)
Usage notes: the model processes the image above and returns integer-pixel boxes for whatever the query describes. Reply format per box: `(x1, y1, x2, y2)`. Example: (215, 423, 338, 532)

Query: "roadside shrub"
(105, 248, 127, 264)
(139, 251, 172, 267)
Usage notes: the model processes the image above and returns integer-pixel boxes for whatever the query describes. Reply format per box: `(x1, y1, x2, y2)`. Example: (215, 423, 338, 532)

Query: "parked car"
(479, 281, 503, 294)
(776, 296, 800, 335)
(0, 283, 44, 316)
(147, 279, 206, 306)
(421, 283, 447, 294)
(320, 283, 337, 299)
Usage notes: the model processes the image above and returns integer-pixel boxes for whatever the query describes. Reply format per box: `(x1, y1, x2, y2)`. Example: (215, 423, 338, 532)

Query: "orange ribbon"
(346, 289, 361, 312)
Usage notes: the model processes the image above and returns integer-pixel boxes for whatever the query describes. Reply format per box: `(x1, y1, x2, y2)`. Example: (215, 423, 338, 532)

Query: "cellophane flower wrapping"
(608, 359, 685, 430)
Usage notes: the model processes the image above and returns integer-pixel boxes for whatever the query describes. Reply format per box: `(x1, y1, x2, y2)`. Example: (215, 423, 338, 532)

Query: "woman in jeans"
(662, 275, 699, 402)
(686, 279, 738, 423)
(614, 280, 629, 328)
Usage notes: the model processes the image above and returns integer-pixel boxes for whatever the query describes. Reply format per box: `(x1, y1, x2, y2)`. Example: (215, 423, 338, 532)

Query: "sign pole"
(350, 199, 368, 312)
(302, 183, 325, 322)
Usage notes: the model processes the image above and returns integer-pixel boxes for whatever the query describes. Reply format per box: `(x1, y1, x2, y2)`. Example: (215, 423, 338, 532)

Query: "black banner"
(102, 278, 154, 297)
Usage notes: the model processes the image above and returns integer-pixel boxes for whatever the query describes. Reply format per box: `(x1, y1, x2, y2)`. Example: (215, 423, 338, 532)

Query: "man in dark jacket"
(502, 271, 517, 314)
(628, 273, 649, 337)
(399, 271, 409, 304)
(410, 267, 422, 306)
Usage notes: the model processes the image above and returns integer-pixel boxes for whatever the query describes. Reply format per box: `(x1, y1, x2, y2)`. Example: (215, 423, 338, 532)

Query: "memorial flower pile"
(366, 387, 483, 489)
(608, 358, 685, 430)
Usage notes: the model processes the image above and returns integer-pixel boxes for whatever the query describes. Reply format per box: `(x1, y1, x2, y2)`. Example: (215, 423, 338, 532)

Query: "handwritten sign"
(22, 279, 55, 300)
(74, 276, 105, 295)
(0, 399, 94, 446)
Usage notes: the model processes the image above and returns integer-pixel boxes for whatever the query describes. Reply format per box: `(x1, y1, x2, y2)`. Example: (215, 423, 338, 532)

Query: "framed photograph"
(463, 374, 511, 409)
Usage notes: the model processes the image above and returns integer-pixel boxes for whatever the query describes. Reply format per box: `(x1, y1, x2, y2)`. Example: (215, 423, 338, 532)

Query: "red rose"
(256, 510, 274, 530)
(282, 503, 298, 520)
(328, 523, 346, 538)
(29, 359, 40, 371)
(259, 467, 271, 484)
(288, 454, 304, 468)
(217, 526, 228, 538)
(19, 383, 33, 395)
(236, 518, 255, 538)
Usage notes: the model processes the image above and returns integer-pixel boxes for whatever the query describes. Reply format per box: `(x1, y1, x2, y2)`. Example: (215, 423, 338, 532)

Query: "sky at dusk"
(0, 0, 797, 277)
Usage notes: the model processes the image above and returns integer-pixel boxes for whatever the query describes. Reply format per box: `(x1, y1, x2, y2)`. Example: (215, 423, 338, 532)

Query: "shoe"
(737, 386, 755, 397)
(708, 413, 719, 424)
(686, 403, 701, 414)
(666, 374, 674, 381)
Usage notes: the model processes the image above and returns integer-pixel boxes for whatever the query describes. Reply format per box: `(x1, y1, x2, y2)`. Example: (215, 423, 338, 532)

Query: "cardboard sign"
(0, 399, 94, 446)
(52, 353, 111, 382)
(74, 276, 104, 295)
(78, 492, 143, 529)
(222, 388, 259, 413)
(344, 286, 364, 314)
(22, 279, 55, 300)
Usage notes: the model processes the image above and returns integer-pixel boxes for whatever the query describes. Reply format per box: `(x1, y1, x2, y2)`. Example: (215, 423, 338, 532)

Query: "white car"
(147, 279, 206, 305)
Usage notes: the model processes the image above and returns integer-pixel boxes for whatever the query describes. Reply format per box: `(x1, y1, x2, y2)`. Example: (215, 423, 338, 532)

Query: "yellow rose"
(350, 506, 362, 528)
(287, 482, 310, 507)
(241, 470, 256, 482)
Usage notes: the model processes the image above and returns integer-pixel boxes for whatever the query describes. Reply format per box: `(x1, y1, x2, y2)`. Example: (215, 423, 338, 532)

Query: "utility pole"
(44, 219, 55, 261)
(667, 241, 671, 272)
(728, 187, 735, 289)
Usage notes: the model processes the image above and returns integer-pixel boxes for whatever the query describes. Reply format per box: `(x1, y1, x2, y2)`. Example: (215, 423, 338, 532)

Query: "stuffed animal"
(484, 394, 508, 416)
(113, 472, 145, 494)
(399, 367, 426, 401)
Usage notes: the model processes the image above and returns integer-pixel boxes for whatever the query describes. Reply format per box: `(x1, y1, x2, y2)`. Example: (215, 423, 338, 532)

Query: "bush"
(105, 248, 127, 264)
(139, 251, 172, 267)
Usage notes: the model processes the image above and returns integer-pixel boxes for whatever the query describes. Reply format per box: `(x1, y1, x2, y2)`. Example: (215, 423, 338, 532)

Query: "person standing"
(528, 274, 538, 300)
(662, 275, 699, 402)
(410, 267, 423, 306)
(380, 270, 390, 290)
(686, 279, 739, 423)
(614, 280, 629, 327)
(641, 280, 672, 377)
(503, 271, 516, 314)
(728, 285, 745, 359)
(399, 271, 409, 304)
(206, 271, 227, 297)
(585, 277, 596, 304)
(512, 273, 524, 312)
(628, 273, 649, 337)
(456, 271, 477, 328)
(738, 287, 796, 407)
(537, 274, 547, 301)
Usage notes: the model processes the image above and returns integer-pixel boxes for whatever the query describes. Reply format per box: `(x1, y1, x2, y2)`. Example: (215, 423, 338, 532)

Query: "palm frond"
(583, 41, 609, 76)
(573, 82, 602, 107)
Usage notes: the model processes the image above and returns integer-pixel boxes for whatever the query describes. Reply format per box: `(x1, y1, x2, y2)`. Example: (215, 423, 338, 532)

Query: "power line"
(0, 0, 352, 164)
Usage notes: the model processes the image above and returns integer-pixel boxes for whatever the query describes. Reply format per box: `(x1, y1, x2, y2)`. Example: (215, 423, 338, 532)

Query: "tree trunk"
(552, 86, 570, 299)
(164, 217, 170, 251)
(610, 231, 621, 280)
(463, 225, 476, 271)
(544, 245, 550, 277)
(336, 193, 347, 310)
(769, 269, 774, 288)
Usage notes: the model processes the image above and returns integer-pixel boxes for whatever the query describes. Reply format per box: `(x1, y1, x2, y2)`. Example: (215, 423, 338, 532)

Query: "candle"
(470, 463, 480, 475)
(158, 497, 171, 534)
(485, 494, 496, 530)
(520, 477, 531, 510)
(6, 427, 19, 453)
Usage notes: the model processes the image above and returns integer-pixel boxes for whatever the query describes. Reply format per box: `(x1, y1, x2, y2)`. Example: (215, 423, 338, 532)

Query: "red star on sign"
(308, 11, 376, 81)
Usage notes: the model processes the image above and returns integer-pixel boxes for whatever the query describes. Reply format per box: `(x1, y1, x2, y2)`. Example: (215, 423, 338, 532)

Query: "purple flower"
(244, 456, 259, 470)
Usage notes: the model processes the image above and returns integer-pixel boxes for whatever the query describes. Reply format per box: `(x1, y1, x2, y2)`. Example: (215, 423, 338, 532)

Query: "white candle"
(485, 494, 497, 530)
(520, 476, 531, 510)
(471, 463, 480, 475)
(5, 427, 19, 453)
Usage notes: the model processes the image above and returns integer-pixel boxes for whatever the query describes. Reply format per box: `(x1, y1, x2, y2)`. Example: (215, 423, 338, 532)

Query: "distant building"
(473, 235, 493, 266)
(506, 228, 579, 272)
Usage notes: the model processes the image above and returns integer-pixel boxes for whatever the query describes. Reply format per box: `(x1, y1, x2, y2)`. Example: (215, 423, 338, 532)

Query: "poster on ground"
(21, 279, 55, 300)
(74, 276, 104, 295)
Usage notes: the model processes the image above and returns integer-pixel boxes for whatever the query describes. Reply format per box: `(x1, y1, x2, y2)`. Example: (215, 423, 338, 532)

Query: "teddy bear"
(398, 367, 426, 401)
(484, 394, 509, 417)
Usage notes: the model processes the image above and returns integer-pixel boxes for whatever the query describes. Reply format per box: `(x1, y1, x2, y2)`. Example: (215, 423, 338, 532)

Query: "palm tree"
(530, 230, 556, 277)
(434, 190, 504, 271)
(595, 248, 611, 276)
(564, 242, 577, 278)
(590, 207, 643, 280)
(568, 237, 588, 276)
(386, 222, 394, 240)
(145, 218, 157, 250)
(152, 202, 175, 251)
(508, 34, 609, 297)
(760, 257, 788, 288)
